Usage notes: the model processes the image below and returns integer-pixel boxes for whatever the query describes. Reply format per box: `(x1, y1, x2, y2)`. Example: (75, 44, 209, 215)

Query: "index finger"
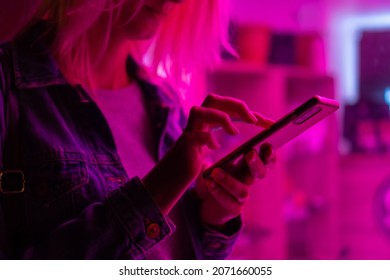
(202, 94, 258, 124)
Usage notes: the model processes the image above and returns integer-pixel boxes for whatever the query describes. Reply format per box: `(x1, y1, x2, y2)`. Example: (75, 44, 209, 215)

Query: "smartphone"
(202, 95, 340, 178)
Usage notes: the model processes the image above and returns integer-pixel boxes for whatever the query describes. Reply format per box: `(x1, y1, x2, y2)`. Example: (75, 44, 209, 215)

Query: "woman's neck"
(88, 38, 133, 90)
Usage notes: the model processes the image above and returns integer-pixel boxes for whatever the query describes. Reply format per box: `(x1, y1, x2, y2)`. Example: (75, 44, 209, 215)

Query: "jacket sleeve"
(182, 188, 242, 260)
(22, 177, 176, 259)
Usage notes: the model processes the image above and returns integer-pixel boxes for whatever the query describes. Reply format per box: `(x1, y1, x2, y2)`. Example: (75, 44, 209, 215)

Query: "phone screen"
(202, 95, 339, 178)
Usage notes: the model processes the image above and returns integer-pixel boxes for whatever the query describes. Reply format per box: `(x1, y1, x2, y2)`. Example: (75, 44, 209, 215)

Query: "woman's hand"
(194, 144, 276, 229)
(142, 94, 272, 215)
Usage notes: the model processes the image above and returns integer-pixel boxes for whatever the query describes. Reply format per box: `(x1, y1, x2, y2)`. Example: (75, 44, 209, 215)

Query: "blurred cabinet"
(205, 61, 340, 259)
(339, 154, 390, 259)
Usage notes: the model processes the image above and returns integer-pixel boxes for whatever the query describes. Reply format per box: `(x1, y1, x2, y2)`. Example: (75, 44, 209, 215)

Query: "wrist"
(142, 162, 192, 215)
(203, 216, 242, 236)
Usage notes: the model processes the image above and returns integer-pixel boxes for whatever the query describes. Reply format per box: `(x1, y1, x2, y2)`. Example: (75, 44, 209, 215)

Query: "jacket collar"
(9, 22, 149, 90)
(11, 21, 67, 89)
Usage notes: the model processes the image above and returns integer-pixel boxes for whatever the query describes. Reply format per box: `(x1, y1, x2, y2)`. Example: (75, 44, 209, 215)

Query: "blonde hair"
(36, 0, 232, 87)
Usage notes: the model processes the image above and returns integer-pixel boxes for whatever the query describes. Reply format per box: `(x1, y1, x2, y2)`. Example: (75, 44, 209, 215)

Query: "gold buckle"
(0, 170, 25, 194)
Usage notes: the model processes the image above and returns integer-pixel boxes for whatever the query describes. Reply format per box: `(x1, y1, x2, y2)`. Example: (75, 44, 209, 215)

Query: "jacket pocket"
(25, 158, 89, 208)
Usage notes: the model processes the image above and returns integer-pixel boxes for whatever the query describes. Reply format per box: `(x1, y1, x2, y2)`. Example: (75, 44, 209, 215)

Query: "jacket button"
(146, 223, 161, 239)
(207, 242, 223, 250)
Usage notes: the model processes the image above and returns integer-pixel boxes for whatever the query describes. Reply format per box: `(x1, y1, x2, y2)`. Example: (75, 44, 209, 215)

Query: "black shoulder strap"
(0, 45, 28, 259)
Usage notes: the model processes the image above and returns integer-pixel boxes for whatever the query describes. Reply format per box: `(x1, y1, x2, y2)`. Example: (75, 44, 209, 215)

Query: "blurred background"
(187, 0, 390, 259)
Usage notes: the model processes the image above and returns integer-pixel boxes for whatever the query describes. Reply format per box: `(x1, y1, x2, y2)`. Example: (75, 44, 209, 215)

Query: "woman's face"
(116, 0, 182, 40)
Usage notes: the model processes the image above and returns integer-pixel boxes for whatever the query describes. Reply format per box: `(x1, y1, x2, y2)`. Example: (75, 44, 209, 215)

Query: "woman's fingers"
(252, 111, 274, 128)
(202, 94, 273, 129)
(259, 143, 277, 165)
(210, 168, 249, 204)
(242, 145, 276, 181)
(202, 94, 258, 124)
(187, 94, 274, 136)
(184, 131, 220, 150)
(244, 149, 267, 179)
(221, 145, 275, 185)
(185, 106, 239, 135)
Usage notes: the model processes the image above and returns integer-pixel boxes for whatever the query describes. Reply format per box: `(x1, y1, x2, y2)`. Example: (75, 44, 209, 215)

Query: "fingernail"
(211, 168, 225, 181)
(265, 119, 274, 127)
(246, 150, 257, 164)
(257, 118, 274, 128)
(249, 112, 257, 123)
(232, 126, 239, 135)
(207, 180, 217, 192)
(210, 140, 221, 150)
(260, 145, 273, 162)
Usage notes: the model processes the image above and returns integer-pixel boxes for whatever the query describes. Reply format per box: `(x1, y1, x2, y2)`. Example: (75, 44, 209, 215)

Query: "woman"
(0, 0, 274, 259)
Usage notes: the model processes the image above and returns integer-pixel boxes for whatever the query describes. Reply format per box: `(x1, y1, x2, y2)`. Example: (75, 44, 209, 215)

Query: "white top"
(93, 83, 156, 178)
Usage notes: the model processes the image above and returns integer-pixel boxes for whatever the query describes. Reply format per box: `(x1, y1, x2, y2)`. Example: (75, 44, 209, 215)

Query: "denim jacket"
(0, 24, 241, 259)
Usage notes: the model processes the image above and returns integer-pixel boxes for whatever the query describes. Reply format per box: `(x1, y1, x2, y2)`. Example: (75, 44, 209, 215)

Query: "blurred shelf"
(210, 61, 330, 78)
(340, 151, 390, 171)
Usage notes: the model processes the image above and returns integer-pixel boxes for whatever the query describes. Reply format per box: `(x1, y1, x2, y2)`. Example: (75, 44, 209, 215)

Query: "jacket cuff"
(107, 176, 175, 259)
(202, 216, 242, 259)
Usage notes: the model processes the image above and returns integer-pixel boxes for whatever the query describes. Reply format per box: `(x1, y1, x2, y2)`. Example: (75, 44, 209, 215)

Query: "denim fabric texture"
(0, 23, 241, 259)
